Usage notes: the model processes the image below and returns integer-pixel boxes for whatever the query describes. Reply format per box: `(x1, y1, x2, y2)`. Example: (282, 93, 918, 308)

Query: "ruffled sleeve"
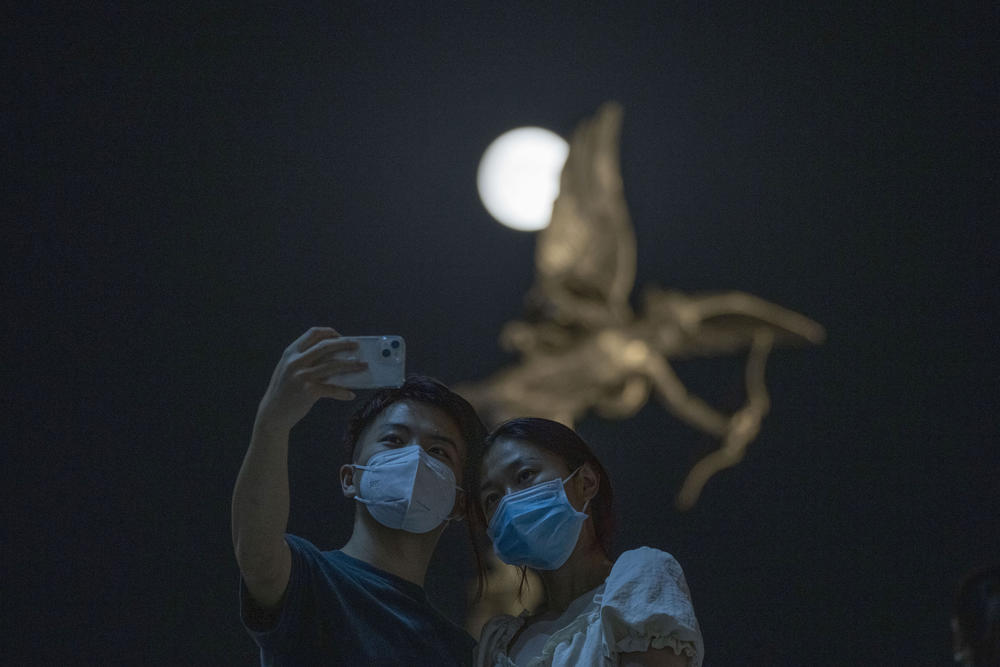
(598, 547, 703, 667)
(474, 614, 525, 667)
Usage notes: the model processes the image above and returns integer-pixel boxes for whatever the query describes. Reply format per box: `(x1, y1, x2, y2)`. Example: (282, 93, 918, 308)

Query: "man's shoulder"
(284, 534, 349, 570)
(283, 533, 325, 555)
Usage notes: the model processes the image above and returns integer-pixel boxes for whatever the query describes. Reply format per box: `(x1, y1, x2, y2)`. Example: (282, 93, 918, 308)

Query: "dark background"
(6, 3, 998, 665)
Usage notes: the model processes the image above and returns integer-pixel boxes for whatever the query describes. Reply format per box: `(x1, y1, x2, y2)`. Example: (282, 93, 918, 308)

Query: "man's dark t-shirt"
(241, 534, 475, 666)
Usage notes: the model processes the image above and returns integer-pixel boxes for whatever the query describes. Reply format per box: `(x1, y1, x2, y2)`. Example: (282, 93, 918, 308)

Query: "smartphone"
(327, 335, 406, 389)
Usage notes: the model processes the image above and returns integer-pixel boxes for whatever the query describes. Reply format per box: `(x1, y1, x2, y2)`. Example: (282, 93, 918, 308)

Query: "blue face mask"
(486, 468, 589, 570)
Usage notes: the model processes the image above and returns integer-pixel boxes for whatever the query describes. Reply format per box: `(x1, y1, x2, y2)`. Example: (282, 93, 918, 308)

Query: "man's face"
(353, 399, 468, 486)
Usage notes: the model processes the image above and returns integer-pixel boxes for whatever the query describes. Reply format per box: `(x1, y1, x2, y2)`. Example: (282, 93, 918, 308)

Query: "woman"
(472, 418, 703, 667)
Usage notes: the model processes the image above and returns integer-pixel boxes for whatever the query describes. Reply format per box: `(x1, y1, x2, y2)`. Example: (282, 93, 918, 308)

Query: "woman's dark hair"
(955, 565, 1000, 666)
(470, 417, 616, 599)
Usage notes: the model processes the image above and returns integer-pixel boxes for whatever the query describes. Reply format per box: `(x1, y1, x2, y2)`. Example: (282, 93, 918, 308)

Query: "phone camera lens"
(381, 349, 391, 358)
(391, 340, 400, 349)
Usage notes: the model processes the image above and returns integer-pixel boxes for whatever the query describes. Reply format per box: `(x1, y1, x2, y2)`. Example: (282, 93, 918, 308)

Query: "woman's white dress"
(474, 547, 703, 666)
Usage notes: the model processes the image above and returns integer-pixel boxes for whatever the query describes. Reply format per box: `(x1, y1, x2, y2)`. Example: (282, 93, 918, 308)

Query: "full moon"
(477, 127, 569, 231)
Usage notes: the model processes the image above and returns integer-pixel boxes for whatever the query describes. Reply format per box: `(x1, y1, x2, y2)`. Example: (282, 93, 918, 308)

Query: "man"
(232, 327, 485, 665)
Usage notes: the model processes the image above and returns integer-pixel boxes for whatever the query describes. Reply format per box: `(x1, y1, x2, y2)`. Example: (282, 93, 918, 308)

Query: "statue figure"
(459, 101, 825, 511)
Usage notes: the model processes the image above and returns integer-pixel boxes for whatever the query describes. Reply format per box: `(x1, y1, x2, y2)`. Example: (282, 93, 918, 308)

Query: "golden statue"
(460, 102, 824, 511)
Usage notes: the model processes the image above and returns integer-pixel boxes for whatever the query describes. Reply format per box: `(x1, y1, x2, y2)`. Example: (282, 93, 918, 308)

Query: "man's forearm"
(231, 419, 292, 578)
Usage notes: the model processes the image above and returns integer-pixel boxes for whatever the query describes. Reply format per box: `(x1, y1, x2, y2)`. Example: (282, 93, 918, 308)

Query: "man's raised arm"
(231, 327, 364, 609)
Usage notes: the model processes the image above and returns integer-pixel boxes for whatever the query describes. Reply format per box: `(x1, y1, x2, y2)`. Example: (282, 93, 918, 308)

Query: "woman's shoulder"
(613, 546, 683, 568)
(602, 546, 694, 611)
(609, 547, 687, 583)
(600, 547, 703, 665)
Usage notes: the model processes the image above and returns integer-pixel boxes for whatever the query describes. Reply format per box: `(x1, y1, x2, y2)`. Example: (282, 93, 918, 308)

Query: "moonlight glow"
(477, 127, 569, 231)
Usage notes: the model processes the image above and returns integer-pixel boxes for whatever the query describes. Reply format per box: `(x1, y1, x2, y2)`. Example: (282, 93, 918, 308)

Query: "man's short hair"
(342, 375, 486, 470)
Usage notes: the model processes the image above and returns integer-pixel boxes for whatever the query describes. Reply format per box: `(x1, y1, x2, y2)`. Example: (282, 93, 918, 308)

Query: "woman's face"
(477, 437, 574, 523)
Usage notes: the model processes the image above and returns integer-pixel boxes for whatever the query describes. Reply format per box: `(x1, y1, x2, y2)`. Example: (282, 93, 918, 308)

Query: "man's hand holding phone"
(254, 327, 366, 435)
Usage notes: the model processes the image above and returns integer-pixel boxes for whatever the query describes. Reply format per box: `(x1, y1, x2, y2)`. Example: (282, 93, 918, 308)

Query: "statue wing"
(642, 288, 826, 357)
(526, 101, 637, 328)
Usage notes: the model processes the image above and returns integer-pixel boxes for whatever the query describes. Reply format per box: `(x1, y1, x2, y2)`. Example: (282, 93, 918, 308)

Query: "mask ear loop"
(563, 466, 594, 513)
(342, 463, 367, 503)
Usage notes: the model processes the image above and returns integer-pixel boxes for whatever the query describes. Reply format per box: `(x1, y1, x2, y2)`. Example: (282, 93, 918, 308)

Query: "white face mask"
(352, 445, 460, 533)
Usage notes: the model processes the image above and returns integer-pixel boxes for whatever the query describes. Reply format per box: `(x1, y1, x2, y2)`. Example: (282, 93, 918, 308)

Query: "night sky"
(7, 4, 998, 665)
